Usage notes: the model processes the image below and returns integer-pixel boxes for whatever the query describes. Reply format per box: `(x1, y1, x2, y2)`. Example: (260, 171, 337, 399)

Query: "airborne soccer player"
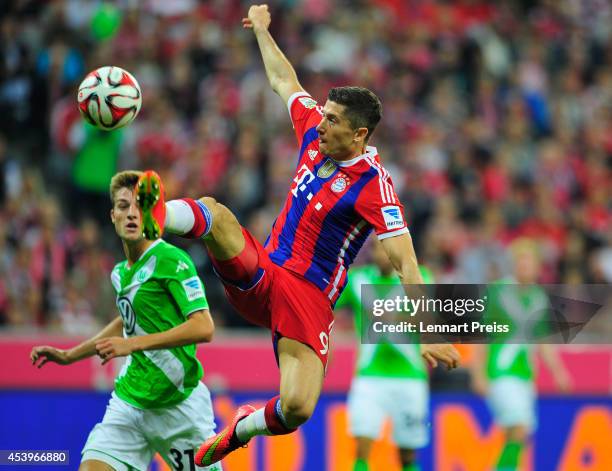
(136, 4, 460, 466)
(31, 171, 222, 471)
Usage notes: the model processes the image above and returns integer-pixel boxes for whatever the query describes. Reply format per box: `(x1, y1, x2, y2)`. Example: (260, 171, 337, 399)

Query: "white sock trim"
(164, 200, 195, 235)
(235, 408, 270, 442)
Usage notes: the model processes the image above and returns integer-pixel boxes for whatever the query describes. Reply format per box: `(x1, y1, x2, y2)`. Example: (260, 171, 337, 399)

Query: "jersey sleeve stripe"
(367, 156, 396, 204)
(365, 156, 390, 204)
(377, 227, 409, 240)
(380, 166, 396, 203)
(379, 162, 395, 204)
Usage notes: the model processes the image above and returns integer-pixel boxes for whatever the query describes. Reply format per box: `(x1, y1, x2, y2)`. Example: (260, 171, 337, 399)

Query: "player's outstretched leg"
(195, 338, 323, 466)
(194, 404, 256, 465)
(276, 337, 324, 428)
(162, 196, 247, 262)
(137, 171, 248, 266)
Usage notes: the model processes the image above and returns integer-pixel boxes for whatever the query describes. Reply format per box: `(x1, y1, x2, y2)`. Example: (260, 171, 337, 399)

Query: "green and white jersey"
(485, 282, 549, 381)
(111, 239, 209, 409)
(336, 265, 433, 380)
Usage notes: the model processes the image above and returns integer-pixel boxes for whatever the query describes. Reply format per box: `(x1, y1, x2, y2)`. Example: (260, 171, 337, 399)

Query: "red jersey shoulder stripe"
(364, 155, 396, 204)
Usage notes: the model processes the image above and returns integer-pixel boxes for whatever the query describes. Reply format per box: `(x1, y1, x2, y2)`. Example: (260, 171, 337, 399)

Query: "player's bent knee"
(281, 395, 316, 427)
(198, 197, 240, 233)
(399, 448, 416, 466)
(505, 425, 529, 443)
(355, 438, 373, 460)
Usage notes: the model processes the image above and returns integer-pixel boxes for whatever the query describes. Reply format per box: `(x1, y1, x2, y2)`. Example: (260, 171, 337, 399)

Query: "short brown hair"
(109, 170, 143, 205)
(328, 86, 382, 141)
(509, 237, 541, 262)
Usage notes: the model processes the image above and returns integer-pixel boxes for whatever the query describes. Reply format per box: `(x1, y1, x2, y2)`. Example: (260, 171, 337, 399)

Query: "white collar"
(332, 146, 378, 167)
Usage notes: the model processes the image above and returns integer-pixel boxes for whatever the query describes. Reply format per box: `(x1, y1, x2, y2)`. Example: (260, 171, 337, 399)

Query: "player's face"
(513, 251, 541, 283)
(316, 101, 363, 159)
(110, 187, 143, 242)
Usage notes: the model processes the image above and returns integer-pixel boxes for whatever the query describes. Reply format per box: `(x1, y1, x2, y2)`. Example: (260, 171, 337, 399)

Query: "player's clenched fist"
(30, 346, 73, 368)
(420, 343, 461, 370)
(242, 4, 271, 31)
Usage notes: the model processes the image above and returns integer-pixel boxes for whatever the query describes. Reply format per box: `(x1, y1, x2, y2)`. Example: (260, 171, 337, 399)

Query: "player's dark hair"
(110, 170, 143, 205)
(328, 86, 382, 141)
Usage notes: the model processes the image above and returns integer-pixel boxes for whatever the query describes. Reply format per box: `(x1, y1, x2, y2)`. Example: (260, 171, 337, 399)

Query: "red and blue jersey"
(264, 92, 409, 305)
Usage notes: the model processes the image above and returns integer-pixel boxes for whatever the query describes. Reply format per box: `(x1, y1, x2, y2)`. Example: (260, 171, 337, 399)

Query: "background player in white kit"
(336, 238, 433, 471)
(30, 170, 222, 471)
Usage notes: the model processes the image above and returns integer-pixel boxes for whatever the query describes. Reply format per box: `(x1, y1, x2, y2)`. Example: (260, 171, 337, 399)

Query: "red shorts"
(210, 228, 334, 369)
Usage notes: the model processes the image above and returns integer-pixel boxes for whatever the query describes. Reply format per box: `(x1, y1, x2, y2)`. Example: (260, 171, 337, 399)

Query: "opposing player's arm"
(30, 316, 124, 368)
(539, 344, 572, 392)
(244, 4, 304, 104)
(95, 310, 215, 365)
(469, 344, 488, 395)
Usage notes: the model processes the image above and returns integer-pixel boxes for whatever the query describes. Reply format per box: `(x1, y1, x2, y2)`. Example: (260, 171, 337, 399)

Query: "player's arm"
(469, 344, 488, 395)
(381, 233, 461, 370)
(539, 344, 571, 392)
(95, 310, 215, 365)
(380, 232, 424, 285)
(30, 316, 124, 368)
(243, 4, 304, 104)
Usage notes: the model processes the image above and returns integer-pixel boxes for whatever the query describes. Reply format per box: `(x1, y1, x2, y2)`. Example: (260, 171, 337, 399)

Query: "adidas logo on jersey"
(308, 150, 318, 161)
(176, 260, 189, 272)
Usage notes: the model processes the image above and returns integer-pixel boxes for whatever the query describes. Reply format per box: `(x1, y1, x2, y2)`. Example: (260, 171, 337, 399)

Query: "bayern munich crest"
(331, 176, 348, 192)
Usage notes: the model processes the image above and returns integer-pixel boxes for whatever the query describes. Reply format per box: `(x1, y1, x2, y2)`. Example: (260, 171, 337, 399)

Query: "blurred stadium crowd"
(0, 0, 610, 332)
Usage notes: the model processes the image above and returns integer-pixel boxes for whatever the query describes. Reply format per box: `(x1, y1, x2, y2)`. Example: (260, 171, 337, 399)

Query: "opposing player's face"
(111, 187, 143, 242)
(316, 101, 363, 159)
(513, 251, 541, 283)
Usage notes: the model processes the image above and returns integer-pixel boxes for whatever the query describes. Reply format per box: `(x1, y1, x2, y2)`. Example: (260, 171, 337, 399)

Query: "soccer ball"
(77, 66, 142, 131)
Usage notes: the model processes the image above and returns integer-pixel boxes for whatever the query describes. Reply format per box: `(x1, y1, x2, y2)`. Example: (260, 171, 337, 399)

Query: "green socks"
(354, 458, 421, 471)
(496, 440, 523, 470)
